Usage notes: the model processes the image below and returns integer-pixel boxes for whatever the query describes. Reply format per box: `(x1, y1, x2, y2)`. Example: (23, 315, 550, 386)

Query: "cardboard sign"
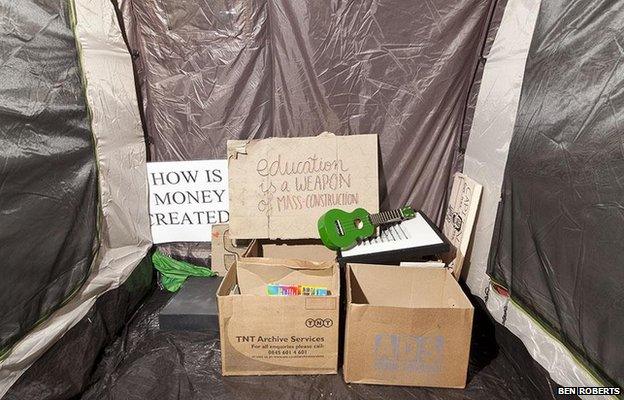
(227, 133, 379, 239)
(442, 173, 482, 278)
(147, 160, 228, 244)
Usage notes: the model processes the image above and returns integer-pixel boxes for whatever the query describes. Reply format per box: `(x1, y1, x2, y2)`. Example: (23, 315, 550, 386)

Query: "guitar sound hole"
(354, 218, 364, 229)
(334, 220, 345, 236)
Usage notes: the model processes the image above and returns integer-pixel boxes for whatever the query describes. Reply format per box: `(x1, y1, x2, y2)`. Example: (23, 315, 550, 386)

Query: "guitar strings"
(338, 212, 404, 232)
(335, 212, 407, 234)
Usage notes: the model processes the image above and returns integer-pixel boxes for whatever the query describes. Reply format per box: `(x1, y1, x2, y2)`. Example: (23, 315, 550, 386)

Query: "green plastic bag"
(152, 251, 217, 292)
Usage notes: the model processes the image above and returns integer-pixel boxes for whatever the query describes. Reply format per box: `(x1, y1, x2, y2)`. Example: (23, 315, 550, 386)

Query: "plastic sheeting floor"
(64, 286, 568, 400)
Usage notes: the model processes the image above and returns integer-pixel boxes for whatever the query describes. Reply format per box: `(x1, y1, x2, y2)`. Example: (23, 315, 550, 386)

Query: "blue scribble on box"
(373, 334, 444, 373)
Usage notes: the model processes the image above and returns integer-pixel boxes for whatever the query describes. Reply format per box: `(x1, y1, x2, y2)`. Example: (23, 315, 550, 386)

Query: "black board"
(158, 277, 222, 333)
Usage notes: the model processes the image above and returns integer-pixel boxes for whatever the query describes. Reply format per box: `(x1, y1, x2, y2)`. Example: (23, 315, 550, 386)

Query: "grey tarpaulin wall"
(0, 0, 152, 396)
(488, 0, 624, 388)
(0, 0, 98, 358)
(118, 0, 497, 260)
(463, 0, 609, 391)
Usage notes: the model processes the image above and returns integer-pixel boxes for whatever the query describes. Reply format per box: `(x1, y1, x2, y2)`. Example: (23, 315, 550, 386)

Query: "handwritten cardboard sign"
(147, 160, 228, 244)
(442, 173, 482, 278)
(227, 133, 379, 239)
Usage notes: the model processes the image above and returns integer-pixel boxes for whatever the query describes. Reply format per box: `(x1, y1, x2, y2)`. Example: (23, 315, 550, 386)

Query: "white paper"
(147, 160, 228, 244)
(399, 261, 446, 268)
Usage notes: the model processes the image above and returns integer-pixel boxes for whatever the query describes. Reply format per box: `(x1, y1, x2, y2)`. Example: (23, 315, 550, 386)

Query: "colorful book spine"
(267, 284, 328, 296)
(300, 285, 328, 296)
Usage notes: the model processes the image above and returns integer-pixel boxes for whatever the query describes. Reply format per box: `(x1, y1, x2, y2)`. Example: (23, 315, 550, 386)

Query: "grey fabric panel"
(0, 0, 98, 354)
(121, 0, 495, 222)
(4, 258, 153, 400)
(488, 0, 624, 386)
(0, 0, 151, 394)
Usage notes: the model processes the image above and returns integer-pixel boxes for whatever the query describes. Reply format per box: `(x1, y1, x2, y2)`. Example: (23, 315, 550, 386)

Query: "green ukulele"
(317, 206, 417, 251)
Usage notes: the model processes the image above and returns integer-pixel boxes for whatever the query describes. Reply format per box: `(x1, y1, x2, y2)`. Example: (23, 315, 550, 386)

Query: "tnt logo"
(305, 318, 333, 328)
(373, 334, 444, 374)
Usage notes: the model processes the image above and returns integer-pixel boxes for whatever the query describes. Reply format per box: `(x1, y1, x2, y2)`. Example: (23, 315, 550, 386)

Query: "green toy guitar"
(317, 206, 417, 251)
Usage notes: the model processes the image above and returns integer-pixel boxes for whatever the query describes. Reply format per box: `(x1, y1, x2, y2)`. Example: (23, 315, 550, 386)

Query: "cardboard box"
(217, 257, 340, 376)
(227, 132, 379, 239)
(343, 264, 474, 388)
(256, 240, 336, 263)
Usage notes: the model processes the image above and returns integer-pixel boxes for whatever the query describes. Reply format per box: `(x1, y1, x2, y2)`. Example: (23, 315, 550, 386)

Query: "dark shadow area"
(466, 293, 499, 381)
(4, 258, 153, 400)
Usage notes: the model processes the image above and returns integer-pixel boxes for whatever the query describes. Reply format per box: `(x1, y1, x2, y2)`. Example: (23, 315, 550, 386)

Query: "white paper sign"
(147, 160, 228, 244)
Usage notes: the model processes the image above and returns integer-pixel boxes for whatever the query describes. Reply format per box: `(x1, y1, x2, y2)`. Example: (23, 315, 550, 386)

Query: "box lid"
(227, 133, 379, 239)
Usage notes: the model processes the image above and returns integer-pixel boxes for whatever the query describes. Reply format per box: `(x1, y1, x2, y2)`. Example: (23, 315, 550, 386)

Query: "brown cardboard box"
(343, 264, 474, 388)
(227, 132, 379, 239)
(217, 257, 340, 376)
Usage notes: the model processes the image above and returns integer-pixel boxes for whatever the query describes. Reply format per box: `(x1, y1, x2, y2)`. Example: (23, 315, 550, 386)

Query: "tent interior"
(1, 0, 622, 399)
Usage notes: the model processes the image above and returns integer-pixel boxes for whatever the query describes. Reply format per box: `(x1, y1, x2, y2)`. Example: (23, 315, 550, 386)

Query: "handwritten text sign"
(227, 133, 379, 239)
(442, 173, 482, 278)
(147, 160, 228, 244)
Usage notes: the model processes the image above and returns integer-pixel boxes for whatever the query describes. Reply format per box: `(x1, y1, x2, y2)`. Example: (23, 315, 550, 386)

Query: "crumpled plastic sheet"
(462, 0, 614, 394)
(0, 0, 152, 396)
(0, 0, 98, 356)
(70, 287, 569, 400)
(116, 0, 498, 262)
(487, 0, 624, 388)
(3, 260, 154, 400)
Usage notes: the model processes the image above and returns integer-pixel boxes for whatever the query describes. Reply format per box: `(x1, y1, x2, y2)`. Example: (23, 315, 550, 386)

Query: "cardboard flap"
(258, 241, 336, 262)
(227, 133, 379, 239)
(347, 264, 472, 309)
(217, 265, 238, 296)
(237, 258, 338, 295)
(241, 257, 335, 271)
(210, 224, 256, 275)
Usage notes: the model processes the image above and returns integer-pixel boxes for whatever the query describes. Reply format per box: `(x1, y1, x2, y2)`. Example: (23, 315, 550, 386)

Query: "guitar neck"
(369, 209, 409, 226)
